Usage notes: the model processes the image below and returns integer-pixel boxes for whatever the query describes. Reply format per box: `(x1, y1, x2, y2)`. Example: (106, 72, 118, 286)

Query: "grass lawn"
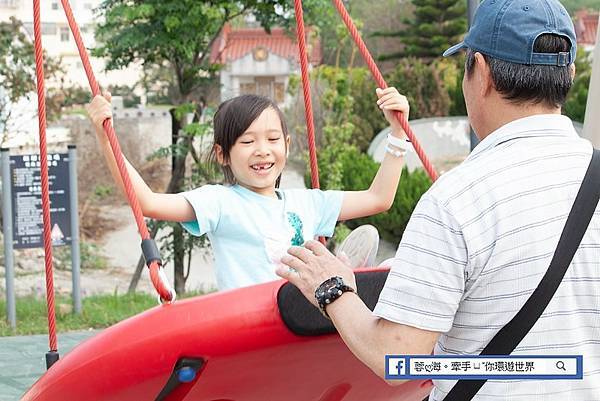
(0, 292, 163, 336)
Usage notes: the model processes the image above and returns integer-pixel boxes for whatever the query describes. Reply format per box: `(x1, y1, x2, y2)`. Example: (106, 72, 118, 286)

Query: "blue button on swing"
(177, 367, 197, 383)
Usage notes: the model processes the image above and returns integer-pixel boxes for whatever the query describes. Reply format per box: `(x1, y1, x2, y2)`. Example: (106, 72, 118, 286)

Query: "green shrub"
(54, 242, 108, 271)
(386, 57, 451, 119)
(308, 147, 431, 245)
(563, 48, 592, 123)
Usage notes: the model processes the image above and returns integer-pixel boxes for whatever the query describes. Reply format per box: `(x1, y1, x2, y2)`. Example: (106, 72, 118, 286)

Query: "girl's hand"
(85, 92, 113, 132)
(376, 87, 409, 138)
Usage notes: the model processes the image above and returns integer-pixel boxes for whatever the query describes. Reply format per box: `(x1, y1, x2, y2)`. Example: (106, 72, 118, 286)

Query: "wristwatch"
(315, 276, 356, 319)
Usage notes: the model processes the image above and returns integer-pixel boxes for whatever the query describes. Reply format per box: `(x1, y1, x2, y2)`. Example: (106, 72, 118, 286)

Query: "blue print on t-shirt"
(287, 212, 304, 246)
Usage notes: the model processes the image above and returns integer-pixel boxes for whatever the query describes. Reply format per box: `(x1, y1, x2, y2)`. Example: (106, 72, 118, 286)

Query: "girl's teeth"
(252, 163, 273, 170)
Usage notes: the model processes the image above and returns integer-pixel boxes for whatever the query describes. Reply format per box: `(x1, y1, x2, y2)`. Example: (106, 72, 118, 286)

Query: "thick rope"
(33, 0, 57, 353)
(331, 0, 438, 182)
(295, 0, 328, 245)
(59, 0, 174, 302)
(294, 0, 320, 190)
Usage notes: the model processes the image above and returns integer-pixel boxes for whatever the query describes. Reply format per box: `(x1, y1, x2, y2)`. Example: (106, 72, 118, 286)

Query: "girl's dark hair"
(210, 94, 289, 186)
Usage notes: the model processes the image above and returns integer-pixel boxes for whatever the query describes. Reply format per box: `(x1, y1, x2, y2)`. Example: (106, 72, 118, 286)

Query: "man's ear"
(570, 63, 576, 80)
(475, 52, 494, 97)
(285, 135, 291, 158)
(214, 144, 227, 166)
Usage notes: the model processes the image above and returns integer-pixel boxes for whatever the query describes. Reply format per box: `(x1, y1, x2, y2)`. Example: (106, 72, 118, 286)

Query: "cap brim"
(443, 41, 467, 57)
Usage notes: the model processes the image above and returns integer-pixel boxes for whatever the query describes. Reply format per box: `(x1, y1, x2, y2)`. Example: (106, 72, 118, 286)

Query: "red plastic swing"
(22, 0, 436, 400)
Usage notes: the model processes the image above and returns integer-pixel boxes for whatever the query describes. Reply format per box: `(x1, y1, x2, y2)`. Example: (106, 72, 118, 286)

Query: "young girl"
(87, 88, 409, 290)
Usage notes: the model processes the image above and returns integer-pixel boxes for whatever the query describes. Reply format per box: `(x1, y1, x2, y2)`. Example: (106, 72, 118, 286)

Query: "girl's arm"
(338, 87, 408, 221)
(86, 94, 195, 223)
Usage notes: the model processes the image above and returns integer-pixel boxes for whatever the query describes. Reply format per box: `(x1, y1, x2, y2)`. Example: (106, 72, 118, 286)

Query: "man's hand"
(276, 240, 357, 308)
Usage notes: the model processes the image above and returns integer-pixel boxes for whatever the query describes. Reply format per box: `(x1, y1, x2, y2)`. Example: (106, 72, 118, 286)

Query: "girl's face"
(218, 107, 290, 197)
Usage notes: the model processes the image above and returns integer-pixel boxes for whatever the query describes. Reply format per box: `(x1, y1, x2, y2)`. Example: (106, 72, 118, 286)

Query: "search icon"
(556, 361, 566, 371)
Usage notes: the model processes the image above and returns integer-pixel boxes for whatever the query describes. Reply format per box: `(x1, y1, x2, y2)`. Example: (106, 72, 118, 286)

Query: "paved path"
(0, 330, 98, 401)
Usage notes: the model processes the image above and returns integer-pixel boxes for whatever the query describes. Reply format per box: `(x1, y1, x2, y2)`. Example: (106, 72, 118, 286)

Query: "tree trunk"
(169, 107, 188, 295)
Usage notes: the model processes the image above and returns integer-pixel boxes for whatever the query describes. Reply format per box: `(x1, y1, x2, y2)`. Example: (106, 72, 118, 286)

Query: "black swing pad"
(277, 269, 389, 336)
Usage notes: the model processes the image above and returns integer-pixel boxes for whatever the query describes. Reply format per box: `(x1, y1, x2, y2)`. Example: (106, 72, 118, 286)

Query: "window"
(23, 22, 57, 36)
(0, 0, 20, 7)
(60, 27, 69, 42)
(274, 83, 285, 104)
(256, 77, 274, 98)
(51, 1, 59, 10)
(239, 77, 285, 104)
(240, 83, 257, 96)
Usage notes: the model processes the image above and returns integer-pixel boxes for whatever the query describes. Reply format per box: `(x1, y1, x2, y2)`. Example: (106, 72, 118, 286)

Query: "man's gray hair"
(465, 34, 574, 108)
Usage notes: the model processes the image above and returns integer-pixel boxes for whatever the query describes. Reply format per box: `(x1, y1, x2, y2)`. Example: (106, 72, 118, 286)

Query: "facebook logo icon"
(386, 357, 408, 378)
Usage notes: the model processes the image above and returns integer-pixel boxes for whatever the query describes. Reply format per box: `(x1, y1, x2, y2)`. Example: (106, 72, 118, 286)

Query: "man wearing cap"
(276, 0, 599, 399)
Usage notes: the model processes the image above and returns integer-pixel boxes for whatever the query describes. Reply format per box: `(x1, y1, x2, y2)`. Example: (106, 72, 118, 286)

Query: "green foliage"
(305, 66, 378, 190)
(80, 243, 109, 270)
(0, 292, 156, 336)
(299, 61, 436, 242)
(347, 167, 432, 244)
(106, 84, 141, 108)
(375, 0, 467, 60)
(332, 223, 352, 248)
(563, 48, 592, 123)
(436, 55, 467, 116)
(54, 242, 109, 271)
(0, 18, 64, 142)
(561, 0, 600, 12)
(95, 0, 331, 103)
(0, 290, 211, 336)
(387, 57, 451, 119)
(313, 146, 431, 244)
(0, 18, 36, 104)
(60, 86, 91, 108)
(93, 184, 113, 199)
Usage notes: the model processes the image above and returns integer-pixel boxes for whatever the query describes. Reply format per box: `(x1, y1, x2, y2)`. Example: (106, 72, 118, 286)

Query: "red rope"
(295, 0, 328, 245)
(331, 0, 439, 182)
(33, 0, 57, 353)
(294, 0, 320, 190)
(58, 0, 174, 302)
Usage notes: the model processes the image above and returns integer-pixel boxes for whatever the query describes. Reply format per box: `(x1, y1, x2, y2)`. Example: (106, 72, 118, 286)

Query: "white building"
(210, 25, 321, 107)
(0, 0, 141, 90)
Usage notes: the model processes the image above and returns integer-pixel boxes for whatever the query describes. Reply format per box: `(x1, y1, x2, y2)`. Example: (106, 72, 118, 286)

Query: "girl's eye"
(240, 140, 253, 144)
(269, 137, 281, 142)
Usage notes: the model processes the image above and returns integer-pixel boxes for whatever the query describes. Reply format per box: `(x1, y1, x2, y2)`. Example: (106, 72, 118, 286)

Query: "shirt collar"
(467, 114, 577, 160)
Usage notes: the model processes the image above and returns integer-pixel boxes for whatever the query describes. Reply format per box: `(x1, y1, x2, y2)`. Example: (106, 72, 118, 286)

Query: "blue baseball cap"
(443, 0, 577, 66)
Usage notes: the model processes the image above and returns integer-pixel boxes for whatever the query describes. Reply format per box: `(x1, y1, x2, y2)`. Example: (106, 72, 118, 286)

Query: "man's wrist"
(315, 276, 356, 319)
(323, 290, 357, 319)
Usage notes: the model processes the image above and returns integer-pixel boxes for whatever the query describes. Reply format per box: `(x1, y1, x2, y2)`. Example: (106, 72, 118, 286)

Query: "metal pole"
(1, 148, 16, 329)
(582, 15, 600, 147)
(467, 0, 480, 151)
(68, 145, 81, 314)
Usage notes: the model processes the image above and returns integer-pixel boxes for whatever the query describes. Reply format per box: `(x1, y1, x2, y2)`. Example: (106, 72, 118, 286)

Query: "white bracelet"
(387, 133, 410, 151)
(385, 144, 406, 158)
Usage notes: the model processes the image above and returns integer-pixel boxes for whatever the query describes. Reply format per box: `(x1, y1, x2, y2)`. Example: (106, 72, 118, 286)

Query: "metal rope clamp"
(141, 238, 162, 267)
(141, 239, 176, 304)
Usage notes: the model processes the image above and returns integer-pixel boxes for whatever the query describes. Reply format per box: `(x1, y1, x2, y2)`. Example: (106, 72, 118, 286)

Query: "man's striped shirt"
(374, 114, 600, 400)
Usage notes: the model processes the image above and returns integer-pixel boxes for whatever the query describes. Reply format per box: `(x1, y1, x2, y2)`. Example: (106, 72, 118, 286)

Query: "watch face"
(324, 277, 339, 291)
(317, 277, 342, 297)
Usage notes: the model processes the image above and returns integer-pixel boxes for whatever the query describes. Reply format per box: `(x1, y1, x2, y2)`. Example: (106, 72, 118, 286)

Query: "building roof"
(210, 25, 321, 65)
(575, 10, 599, 47)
